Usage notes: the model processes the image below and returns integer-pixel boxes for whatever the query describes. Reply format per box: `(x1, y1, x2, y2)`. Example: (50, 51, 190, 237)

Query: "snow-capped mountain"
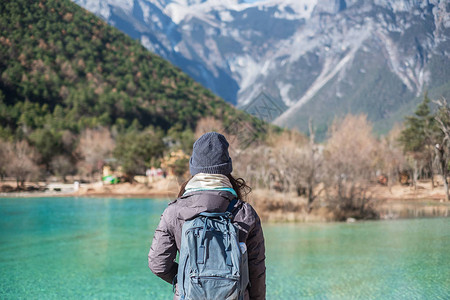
(73, 0, 450, 135)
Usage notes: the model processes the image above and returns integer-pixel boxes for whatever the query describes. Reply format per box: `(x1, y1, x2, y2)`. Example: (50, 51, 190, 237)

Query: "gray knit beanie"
(189, 132, 233, 176)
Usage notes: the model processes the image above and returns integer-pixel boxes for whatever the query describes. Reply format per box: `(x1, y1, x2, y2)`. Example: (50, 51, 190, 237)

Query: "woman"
(148, 132, 266, 300)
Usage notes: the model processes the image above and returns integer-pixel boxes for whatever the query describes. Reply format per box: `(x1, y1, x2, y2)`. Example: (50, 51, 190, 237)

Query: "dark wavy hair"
(177, 174, 252, 200)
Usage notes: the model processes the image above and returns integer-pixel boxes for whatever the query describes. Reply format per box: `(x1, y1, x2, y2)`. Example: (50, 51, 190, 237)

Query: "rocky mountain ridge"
(73, 0, 450, 135)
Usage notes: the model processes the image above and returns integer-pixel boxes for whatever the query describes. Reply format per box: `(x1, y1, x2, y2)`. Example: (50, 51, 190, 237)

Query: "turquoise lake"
(0, 197, 449, 299)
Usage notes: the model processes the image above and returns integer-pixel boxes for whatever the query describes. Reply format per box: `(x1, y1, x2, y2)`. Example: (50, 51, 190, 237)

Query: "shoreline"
(0, 191, 173, 199)
(0, 179, 180, 199)
(1, 180, 449, 222)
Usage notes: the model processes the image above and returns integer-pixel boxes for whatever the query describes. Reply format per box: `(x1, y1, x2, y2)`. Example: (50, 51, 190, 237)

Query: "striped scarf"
(183, 173, 237, 197)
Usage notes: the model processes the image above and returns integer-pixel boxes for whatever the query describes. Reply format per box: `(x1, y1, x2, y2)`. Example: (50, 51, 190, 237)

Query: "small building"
(102, 159, 123, 184)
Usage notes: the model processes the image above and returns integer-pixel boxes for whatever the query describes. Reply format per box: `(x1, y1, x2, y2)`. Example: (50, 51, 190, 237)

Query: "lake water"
(0, 197, 449, 299)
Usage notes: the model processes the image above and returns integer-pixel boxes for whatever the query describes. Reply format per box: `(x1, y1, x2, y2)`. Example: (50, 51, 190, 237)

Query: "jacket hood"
(175, 190, 236, 220)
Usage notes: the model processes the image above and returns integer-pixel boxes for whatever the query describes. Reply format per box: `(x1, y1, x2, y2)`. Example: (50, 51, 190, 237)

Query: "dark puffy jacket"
(148, 190, 266, 300)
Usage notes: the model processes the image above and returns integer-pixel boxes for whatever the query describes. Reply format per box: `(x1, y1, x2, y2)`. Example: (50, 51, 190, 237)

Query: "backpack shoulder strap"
(226, 198, 238, 214)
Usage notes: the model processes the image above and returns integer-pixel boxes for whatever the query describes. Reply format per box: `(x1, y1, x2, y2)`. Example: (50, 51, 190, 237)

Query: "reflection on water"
(0, 197, 449, 299)
(378, 200, 450, 219)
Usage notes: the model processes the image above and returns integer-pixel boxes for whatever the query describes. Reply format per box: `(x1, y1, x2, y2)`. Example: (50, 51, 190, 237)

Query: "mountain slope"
(0, 0, 259, 137)
(272, 0, 450, 136)
(73, 0, 450, 136)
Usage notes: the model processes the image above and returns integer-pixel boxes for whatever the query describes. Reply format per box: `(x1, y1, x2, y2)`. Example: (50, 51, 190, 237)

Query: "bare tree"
(195, 117, 225, 139)
(266, 130, 305, 191)
(377, 125, 408, 191)
(50, 155, 76, 182)
(264, 128, 324, 211)
(303, 119, 325, 211)
(4, 140, 40, 188)
(0, 139, 8, 179)
(232, 145, 270, 189)
(61, 130, 77, 153)
(76, 127, 115, 180)
(195, 116, 244, 159)
(435, 143, 449, 201)
(433, 98, 450, 201)
(324, 115, 379, 219)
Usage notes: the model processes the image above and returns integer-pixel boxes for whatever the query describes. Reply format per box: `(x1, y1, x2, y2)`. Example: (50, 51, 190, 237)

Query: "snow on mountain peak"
(163, 0, 317, 24)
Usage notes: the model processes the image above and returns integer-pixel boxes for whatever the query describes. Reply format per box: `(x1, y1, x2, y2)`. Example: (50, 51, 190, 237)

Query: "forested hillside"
(0, 0, 264, 180)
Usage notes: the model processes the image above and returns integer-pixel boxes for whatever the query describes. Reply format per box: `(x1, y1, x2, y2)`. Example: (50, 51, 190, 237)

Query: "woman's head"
(189, 132, 232, 176)
(178, 132, 251, 200)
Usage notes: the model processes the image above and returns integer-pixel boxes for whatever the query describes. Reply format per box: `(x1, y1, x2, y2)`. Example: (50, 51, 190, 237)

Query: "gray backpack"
(176, 198, 249, 300)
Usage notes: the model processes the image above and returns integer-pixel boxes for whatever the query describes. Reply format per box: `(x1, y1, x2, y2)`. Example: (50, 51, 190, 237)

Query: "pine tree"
(399, 93, 441, 189)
